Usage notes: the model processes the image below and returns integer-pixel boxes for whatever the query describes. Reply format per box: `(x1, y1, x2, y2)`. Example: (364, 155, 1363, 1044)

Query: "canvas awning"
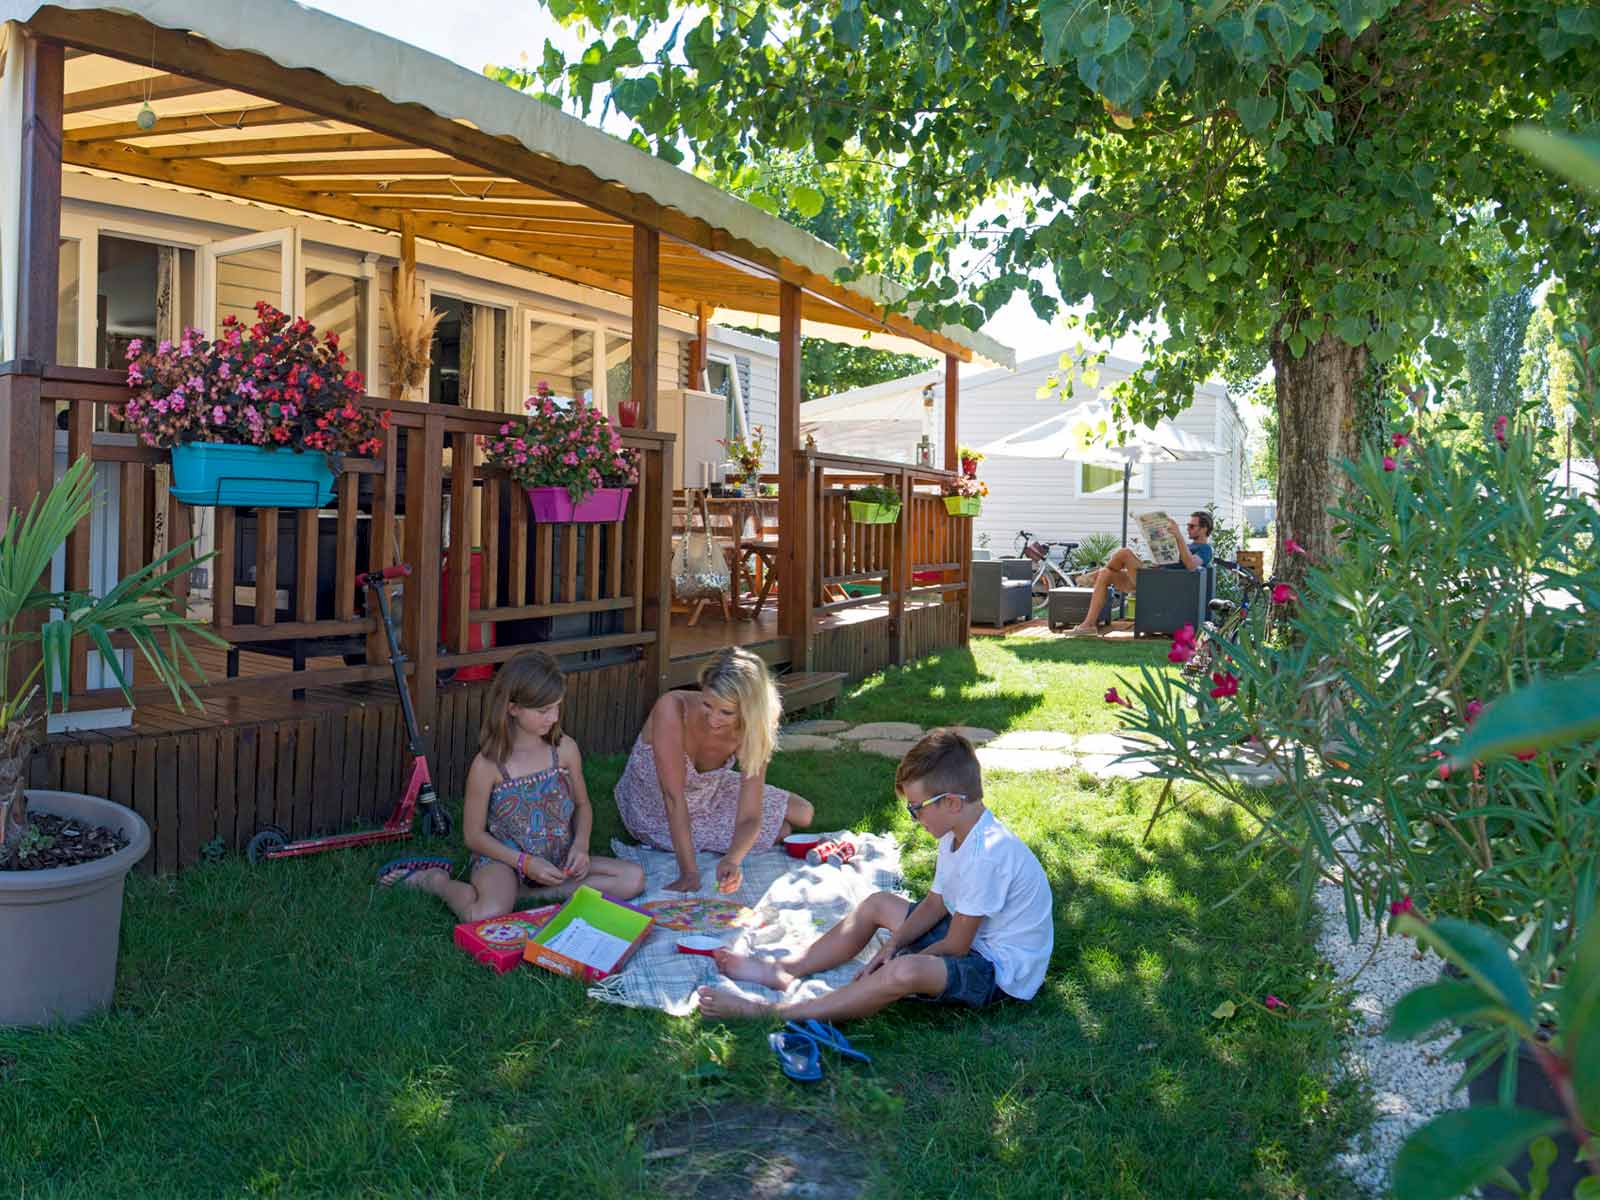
(0, 0, 1014, 367)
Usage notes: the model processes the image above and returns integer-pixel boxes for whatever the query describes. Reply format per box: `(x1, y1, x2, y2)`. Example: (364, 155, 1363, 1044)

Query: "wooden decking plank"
(133, 739, 157, 875)
(194, 728, 217, 861)
(292, 717, 316, 838)
(255, 722, 277, 836)
(155, 735, 180, 873)
(234, 727, 257, 848)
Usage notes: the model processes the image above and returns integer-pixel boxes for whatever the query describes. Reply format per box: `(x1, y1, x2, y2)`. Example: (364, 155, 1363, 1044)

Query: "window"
(602, 332, 632, 414)
(703, 356, 746, 441)
(1076, 461, 1148, 498)
(305, 267, 370, 377)
(525, 315, 596, 408)
(57, 239, 79, 366)
(96, 234, 196, 368)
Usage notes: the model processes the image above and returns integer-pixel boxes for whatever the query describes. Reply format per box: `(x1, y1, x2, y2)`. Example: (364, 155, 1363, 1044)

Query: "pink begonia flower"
(1104, 687, 1131, 708)
(1265, 995, 1286, 1011)
(1283, 537, 1306, 556)
(1493, 414, 1509, 446)
(1392, 432, 1410, 449)
(1382, 456, 1397, 472)
(1465, 699, 1484, 725)
(1271, 583, 1296, 605)
(1209, 672, 1239, 700)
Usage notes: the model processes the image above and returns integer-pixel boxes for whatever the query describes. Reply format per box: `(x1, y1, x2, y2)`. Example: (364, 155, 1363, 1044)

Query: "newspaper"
(1136, 511, 1182, 566)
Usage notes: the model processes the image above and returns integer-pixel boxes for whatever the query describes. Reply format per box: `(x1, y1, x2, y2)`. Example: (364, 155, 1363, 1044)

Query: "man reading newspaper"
(1065, 510, 1213, 636)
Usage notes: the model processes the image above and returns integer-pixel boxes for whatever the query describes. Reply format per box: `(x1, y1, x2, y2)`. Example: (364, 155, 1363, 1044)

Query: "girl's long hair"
(480, 651, 565, 764)
(698, 646, 781, 774)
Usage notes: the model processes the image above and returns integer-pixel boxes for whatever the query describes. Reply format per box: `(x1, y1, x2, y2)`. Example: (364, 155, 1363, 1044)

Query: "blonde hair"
(480, 651, 565, 764)
(698, 646, 781, 774)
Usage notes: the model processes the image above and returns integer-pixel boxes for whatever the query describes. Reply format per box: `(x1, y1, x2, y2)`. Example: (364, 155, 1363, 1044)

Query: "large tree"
(524, 1, 1600, 565)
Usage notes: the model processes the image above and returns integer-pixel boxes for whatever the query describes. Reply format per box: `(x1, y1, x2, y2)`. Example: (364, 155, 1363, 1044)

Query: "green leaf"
(1236, 94, 1275, 135)
(1099, 41, 1152, 107)
(1211, 999, 1236, 1019)
(1507, 129, 1600, 195)
(1386, 979, 1503, 1041)
(1577, 1176, 1600, 1199)
(1401, 917, 1535, 1028)
(1101, 11, 1134, 55)
(1451, 674, 1600, 763)
(790, 185, 825, 219)
(1392, 1107, 1563, 1200)
(1287, 63, 1322, 93)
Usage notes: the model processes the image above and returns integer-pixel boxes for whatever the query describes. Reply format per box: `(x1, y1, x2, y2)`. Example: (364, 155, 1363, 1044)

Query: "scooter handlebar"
(357, 563, 412, 587)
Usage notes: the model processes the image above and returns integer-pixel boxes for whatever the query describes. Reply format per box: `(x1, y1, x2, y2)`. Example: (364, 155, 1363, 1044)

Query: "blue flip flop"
(768, 1030, 823, 1082)
(788, 1018, 872, 1064)
(376, 856, 453, 887)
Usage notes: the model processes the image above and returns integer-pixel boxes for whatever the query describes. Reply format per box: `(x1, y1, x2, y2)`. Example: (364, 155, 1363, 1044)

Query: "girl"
(379, 650, 645, 919)
(614, 646, 814, 894)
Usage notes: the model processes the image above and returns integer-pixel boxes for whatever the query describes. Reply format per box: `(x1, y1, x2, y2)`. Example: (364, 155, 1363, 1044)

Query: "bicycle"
(1183, 559, 1279, 677)
(1012, 529, 1080, 609)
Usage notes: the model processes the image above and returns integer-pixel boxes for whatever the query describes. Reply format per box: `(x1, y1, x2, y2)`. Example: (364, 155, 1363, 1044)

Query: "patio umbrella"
(978, 402, 1224, 547)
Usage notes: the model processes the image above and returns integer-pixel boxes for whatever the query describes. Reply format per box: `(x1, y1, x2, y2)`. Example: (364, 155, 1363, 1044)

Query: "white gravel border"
(1315, 878, 1466, 1195)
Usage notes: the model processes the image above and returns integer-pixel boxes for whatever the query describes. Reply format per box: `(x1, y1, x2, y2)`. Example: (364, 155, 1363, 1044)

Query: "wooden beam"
(776, 281, 811, 669)
(631, 226, 659, 429)
(943, 353, 960, 472)
(303, 180, 568, 201)
(36, 11, 975, 361)
(145, 131, 413, 159)
(14, 34, 64, 365)
(65, 103, 317, 142)
(231, 156, 500, 178)
(63, 73, 221, 115)
(688, 303, 709, 391)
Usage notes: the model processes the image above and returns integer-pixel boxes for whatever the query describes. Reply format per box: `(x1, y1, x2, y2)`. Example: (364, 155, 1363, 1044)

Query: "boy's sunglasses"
(906, 791, 965, 820)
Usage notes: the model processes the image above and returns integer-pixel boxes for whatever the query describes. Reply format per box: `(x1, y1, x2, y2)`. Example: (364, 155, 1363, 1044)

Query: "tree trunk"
(1273, 331, 1368, 576)
(0, 725, 32, 857)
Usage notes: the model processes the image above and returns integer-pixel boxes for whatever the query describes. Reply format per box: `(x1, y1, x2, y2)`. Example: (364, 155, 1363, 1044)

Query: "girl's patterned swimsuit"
(469, 740, 576, 873)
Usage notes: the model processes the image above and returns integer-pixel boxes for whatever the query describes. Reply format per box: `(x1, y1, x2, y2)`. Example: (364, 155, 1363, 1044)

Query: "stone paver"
(976, 747, 1079, 773)
(857, 738, 920, 760)
(783, 719, 852, 735)
(950, 725, 999, 745)
(1072, 732, 1154, 756)
(984, 730, 1078, 752)
(777, 733, 842, 752)
(840, 722, 925, 742)
(1076, 754, 1159, 779)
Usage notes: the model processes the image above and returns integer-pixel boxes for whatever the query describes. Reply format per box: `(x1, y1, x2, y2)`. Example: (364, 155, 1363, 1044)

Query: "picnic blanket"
(587, 831, 905, 1015)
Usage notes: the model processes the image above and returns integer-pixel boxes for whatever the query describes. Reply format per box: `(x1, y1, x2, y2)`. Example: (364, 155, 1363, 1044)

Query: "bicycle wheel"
(1030, 569, 1051, 611)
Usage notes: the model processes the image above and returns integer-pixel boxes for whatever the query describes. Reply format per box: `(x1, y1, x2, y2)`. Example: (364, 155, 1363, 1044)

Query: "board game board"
(636, 897, 762, 932)
(454, 905, 562, 973)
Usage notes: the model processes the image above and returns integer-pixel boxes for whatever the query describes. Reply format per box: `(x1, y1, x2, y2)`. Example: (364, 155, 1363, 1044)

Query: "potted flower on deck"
(718, 426, 767, 496)
(957, 445, 985, 479)
(118, 302, 387, 508)
(481, 382, 640, 523)
(0, 456, 221, 1027)
(848, 483, 902, 524)
(943, 474, 987, 516)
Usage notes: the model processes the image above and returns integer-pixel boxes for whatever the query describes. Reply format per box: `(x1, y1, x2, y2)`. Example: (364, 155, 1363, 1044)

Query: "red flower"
(1392, 432, 1410, 449)
(1282, 537, 1306, 557)
(1382, 455, 1397, 472)
(1514, 749, 1537, 762)
(1271, 583, 1296, 605)
(1428, 749, 1451, 781)
(1265, 994, 1286, 1011)
(1390, 896, 1416, 917)
(1493, 414, 1509, 445)
(1209, 672, 1239, 700)
(1465, 699, 1483, 725)
(1167, 623, 1197, 664)
(1104, 687, 1131, 708)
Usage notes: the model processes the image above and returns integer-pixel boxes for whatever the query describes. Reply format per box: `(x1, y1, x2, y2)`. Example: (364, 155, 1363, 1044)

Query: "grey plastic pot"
(0, 790, 150, 1027)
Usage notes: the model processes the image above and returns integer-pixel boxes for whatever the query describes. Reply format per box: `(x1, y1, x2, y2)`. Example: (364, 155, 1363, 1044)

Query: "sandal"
(768, 1030, 823, 1082)
(376, 856, 453, 887)
(788, 1018, 872, 1064)
(1062, 627, 1102, 639)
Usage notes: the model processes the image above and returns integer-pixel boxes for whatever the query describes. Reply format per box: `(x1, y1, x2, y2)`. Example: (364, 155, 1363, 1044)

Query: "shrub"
(479, 381, 639, 503)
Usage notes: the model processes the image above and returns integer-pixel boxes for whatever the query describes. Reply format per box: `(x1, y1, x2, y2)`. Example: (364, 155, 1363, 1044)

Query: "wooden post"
(687, 303, 709, 391)
(0, 34, 63, 696)
(391, 212, 417, 403)
(640, 437, 673, 705)
(776, 281, 812, 670)
(403, 409, 445, 734)
(893, 468, 911, 666)
(631, 226, 659, 429)
(943, 354, 960, 472)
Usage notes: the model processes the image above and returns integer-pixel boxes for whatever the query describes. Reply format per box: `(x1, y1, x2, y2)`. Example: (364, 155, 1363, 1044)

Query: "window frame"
(1073, 459, 1150, 500)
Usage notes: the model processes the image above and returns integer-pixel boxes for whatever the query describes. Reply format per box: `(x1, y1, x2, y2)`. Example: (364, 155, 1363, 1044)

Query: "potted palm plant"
(0, 455, 219, 1027)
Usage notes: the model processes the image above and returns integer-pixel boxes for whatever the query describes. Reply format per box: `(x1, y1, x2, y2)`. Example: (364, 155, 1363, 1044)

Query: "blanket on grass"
(588, 831, 904, 1016)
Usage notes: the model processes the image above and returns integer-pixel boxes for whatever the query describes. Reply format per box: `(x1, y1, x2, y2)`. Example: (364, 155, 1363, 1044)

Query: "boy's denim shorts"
(892, 911, 1004, 1009)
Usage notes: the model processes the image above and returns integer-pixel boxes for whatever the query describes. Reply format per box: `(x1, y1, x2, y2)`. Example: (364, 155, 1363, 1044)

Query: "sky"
(299, 0, 1081, 369)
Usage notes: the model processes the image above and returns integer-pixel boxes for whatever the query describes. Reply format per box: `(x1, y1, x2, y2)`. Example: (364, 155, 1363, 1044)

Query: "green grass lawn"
(1, 635, 1367, 1199)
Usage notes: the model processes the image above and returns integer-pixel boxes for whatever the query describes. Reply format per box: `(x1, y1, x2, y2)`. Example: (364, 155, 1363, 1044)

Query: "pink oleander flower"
(1104, 687, 1131, 708)
(1514, 749, 1537, 762)
(1265, 995, 1286, 1011)
(1167, 626, 1196, 665)
(1465, 699, 1484, 726)
(1271, 583, 1296, 605)
(1382, 455, 1397, 472)
(1428, 749, 1451, 781)
(1493, 414, 1508, 446)
(1392, 431, 1410, 449)
(1390, 896, 1416, 918)
(1283, 537, 1306, 557)
(1209, 672, 1239, 700)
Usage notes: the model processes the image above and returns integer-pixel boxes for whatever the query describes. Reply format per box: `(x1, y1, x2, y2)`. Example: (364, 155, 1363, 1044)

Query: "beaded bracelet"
(517, 851, 527, 879)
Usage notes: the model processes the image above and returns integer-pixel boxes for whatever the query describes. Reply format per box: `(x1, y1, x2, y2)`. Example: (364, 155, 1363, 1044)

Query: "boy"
(696, 729, 1054, 1022)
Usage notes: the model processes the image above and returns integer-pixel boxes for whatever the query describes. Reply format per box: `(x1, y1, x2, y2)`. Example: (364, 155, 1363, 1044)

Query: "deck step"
(777, 670, 847, 713)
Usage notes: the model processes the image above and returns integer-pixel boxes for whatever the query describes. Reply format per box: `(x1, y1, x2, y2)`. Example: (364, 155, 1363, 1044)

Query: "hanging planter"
(848, 484, 902, 524)
(170, 443, 335, 508)
(525, 485, 632, 524)
(943, 495, 982, 517)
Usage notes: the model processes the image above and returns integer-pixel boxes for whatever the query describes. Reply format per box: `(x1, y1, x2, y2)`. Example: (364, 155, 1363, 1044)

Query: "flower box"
(848, 500, 901, 524)
(943, 495, 982, 516)
(169, 443, 335, 508)
(525, 485, 632, 524)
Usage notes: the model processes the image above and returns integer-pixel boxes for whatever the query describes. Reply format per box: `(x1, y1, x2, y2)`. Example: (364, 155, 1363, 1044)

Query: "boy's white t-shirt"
(932, 808, 1054, 1000)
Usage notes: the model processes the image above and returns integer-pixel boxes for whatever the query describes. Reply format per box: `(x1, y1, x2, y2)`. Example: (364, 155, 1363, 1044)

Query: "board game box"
(454, 905, 564, 974)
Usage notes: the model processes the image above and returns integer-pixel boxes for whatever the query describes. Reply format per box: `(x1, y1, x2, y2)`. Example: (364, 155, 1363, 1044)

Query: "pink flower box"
(525, 485, 632, 523)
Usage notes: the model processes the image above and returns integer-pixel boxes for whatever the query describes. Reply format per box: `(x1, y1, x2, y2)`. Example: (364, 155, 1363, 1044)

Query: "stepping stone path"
(775, 720, 1155, 776)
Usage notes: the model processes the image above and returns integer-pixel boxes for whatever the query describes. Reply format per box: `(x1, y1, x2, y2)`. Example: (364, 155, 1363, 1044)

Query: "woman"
(615, 646, 814, 894)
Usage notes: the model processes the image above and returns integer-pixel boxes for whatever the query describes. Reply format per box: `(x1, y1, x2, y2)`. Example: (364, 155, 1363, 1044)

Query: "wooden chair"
(733, 498, 781, 615)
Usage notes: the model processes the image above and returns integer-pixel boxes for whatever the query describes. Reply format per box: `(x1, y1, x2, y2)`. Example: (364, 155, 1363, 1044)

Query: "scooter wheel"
(422, 805, 452, 839)
(246, 827, 289, 865)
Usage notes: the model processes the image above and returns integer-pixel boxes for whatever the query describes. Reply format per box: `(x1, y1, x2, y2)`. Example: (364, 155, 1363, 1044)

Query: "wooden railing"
(788, 450, 971, 667)
(36, 366, 673, 732)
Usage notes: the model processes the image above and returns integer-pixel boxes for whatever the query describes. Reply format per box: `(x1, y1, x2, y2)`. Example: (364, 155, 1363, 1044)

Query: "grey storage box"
(972, 558, 1032, 627)
(1048, 586, 1124, 630)
(1133, 566, 1215, 636)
